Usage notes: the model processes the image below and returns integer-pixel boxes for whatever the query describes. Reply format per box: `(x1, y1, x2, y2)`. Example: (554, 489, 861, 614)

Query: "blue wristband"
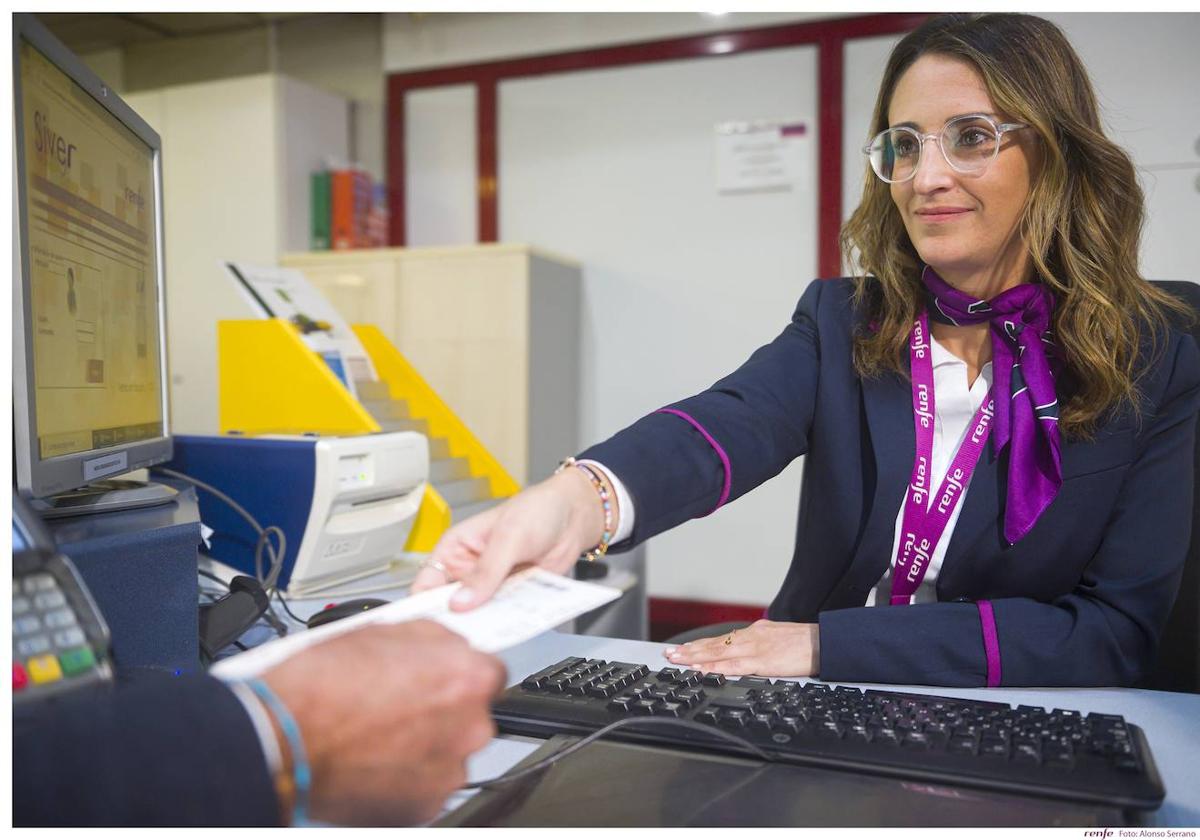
(247, 678, 312, 826)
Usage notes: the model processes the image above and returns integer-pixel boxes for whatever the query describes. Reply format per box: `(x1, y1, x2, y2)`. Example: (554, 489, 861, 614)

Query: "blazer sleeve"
(819, 331, 1200, 688)
(578, 278, 830, 548)
(14, 672, 280, 826)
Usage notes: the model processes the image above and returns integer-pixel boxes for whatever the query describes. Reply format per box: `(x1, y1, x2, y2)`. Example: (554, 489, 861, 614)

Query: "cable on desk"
(198, 568, 231, 590)
(273, 588, 308, 626)
(459, 716, 772, 790)
(160, 466, 290, 637)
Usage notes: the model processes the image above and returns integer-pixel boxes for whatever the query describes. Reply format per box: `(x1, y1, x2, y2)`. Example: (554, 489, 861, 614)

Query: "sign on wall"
(714, 119, 812, 194)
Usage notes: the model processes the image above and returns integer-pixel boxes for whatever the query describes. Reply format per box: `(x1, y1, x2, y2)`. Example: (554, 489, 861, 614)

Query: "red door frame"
(386, 12, 929, 278)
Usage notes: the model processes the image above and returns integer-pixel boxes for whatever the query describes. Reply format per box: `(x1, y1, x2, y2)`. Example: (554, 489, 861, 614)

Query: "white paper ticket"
(210, 568, 620, 682)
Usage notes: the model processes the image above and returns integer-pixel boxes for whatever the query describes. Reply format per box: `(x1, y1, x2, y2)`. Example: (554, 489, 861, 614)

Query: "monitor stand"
(31, 479, 179, 520)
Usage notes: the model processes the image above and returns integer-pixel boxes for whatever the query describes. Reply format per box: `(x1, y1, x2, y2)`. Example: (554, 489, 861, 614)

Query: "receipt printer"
(162, 433, 428, 595)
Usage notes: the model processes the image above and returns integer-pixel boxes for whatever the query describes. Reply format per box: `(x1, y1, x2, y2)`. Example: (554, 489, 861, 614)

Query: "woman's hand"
(410, 466, 609, 611)
(663, 620, 820, 678)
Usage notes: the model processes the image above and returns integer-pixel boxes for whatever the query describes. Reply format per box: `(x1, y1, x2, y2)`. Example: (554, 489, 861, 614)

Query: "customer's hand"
(411, 467, 608, 611)
(663, 620, 820, 678)
(260, 620, 506, 826)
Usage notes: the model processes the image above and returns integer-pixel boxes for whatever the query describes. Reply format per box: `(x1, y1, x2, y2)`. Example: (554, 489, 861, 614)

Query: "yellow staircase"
(218, 319, 518, 552)
(352, 325, 518, 524)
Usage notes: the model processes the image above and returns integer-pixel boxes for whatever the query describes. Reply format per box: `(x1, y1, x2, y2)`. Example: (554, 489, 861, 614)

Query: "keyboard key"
(13, 663, 29, 692)
(778, 716, 805, 735)
(632, 699, 660, 716)
(16, 636, 52, 658)
(737, 677, 774, 688)
(587, 682, 616, 699)
(1014, 743, 1041, 764)
(59, 647, 96, 677)
(44, 609, 78, 629)
(657, 667, 681, 681)
(695, 708, 720, 726)
(720, 709, 750, 728)
(658, 702, 685, 718)
(750, 714, 776, 732)
(13, 596, 32, 615)
(1045, 747, 1074, 768)
(874, 728, 900, 747)
(702, 673, 726, 687)
(678, 670, 703, 687)
(14, 616, 42, 635)
(902, 732, 932, 750)
(33, 590, 67, 610)
(818, 721, 846, 739)
(607, 696, 634, 713)
(980, 738, 1010, 758)
(23, 573, 56, 594)
(948, 735, 978, 754)
(27, 655, 63, 684)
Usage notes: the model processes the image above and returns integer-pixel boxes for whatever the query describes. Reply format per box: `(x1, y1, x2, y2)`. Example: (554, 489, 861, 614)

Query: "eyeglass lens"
(870, 116, 1002, 182)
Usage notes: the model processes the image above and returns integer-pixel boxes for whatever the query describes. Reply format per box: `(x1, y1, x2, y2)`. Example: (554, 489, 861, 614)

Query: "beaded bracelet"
(555, 457, 613, 562)
(247, 678, 312, 827)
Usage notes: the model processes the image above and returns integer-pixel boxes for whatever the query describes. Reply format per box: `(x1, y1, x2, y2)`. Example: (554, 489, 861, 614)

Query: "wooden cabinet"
(281, 244, 582, 486)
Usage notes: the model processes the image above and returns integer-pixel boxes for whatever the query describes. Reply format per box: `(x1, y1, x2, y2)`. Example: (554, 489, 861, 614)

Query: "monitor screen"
(12, 14, 172, 503)
(17, 39, 164, 462)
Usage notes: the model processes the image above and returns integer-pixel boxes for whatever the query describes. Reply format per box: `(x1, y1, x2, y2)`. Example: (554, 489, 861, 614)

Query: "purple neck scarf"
(921, 266, 1061, 544)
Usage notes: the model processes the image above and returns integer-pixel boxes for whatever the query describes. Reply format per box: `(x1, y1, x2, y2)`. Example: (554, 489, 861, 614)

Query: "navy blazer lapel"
(846, 369, 916, 593)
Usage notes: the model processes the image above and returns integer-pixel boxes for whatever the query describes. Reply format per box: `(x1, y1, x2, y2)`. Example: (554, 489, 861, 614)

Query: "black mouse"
(306, 598, 389, 629)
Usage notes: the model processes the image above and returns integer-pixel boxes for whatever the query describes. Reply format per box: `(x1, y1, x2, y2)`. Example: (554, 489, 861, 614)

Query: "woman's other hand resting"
(664, 620, 820, 678)
(410, 466, 609, 611)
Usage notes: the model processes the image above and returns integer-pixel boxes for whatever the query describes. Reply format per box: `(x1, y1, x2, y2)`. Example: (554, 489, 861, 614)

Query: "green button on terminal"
(59, 647, 96, 676)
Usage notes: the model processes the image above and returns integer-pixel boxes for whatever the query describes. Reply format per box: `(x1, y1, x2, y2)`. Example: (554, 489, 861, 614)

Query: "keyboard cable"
(460, 716, 773, 790)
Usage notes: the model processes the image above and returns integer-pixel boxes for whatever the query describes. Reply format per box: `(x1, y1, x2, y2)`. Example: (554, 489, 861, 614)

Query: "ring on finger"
(422, 557, 449, 575)
(723, 632, 735, 646)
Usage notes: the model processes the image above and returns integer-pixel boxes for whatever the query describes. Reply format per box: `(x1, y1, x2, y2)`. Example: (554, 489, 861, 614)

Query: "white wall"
(383, 12, 831, 73)
(405, 85, 478, 246)
(125, 75, 349, 435)
(499, 48, 818, 605)
(1044, 14, 1200, 282)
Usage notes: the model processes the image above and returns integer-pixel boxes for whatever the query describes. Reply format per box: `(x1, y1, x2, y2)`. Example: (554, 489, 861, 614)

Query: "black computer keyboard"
(493, 657, 1165, 811)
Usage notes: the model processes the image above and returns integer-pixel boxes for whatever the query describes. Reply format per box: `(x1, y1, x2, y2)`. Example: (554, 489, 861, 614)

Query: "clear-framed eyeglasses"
(863, 113, 1029, 183)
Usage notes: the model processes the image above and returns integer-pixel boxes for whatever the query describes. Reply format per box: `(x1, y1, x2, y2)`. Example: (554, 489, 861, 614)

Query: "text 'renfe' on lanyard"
(890, 312, 995, 606)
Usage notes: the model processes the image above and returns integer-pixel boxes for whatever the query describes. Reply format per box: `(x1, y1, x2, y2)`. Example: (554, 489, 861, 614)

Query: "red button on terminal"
(13, 663, 29, 691)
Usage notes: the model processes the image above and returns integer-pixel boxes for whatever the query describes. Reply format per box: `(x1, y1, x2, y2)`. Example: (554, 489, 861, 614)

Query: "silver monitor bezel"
(12, 13, 173, 499)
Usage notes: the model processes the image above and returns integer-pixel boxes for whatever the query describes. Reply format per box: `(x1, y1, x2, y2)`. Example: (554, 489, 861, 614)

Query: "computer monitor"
(12, 14, 175, 517)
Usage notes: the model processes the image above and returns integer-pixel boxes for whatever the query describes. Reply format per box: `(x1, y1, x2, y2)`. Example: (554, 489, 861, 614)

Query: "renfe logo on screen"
(33, 111, 76, 169)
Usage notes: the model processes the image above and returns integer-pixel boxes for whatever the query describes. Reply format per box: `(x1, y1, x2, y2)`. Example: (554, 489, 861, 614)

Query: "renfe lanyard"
(890, 313, 995, 606)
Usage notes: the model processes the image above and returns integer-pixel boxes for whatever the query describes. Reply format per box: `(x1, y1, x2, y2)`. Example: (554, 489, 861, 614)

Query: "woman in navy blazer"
(414, 14, 1200, 688)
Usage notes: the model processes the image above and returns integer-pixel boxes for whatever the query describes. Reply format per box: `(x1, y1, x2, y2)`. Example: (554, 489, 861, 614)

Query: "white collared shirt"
(588, 336, 993, 608)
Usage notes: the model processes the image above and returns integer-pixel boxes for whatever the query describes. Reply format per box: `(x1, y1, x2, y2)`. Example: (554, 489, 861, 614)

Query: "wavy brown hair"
(841, 13, 1188, 438)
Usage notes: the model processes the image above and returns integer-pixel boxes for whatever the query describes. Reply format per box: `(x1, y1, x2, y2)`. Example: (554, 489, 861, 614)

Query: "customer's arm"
(14, 670, 280, 826)
(14, 621, 505, 826)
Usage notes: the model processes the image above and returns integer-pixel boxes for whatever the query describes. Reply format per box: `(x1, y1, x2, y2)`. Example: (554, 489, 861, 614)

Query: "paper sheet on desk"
(209, 568, 620, 681)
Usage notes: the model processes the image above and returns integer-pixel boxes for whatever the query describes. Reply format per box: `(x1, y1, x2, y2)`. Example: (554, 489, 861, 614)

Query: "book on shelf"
(311, 166, 389, 251)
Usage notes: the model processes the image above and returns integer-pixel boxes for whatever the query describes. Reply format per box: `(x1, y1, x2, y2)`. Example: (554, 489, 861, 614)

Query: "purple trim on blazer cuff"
(977, 600, 1002, 688)
(656, 408, 731, 513)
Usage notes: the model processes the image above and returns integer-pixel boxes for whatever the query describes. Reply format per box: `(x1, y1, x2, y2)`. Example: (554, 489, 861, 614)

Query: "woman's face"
(887, 53, 1037, 294)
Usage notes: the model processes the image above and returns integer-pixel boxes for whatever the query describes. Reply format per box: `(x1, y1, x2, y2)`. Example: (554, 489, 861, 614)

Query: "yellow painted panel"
(218, 319, 381, 436)
(353, 324, 520, 498)
(403, 484, 452, 553)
